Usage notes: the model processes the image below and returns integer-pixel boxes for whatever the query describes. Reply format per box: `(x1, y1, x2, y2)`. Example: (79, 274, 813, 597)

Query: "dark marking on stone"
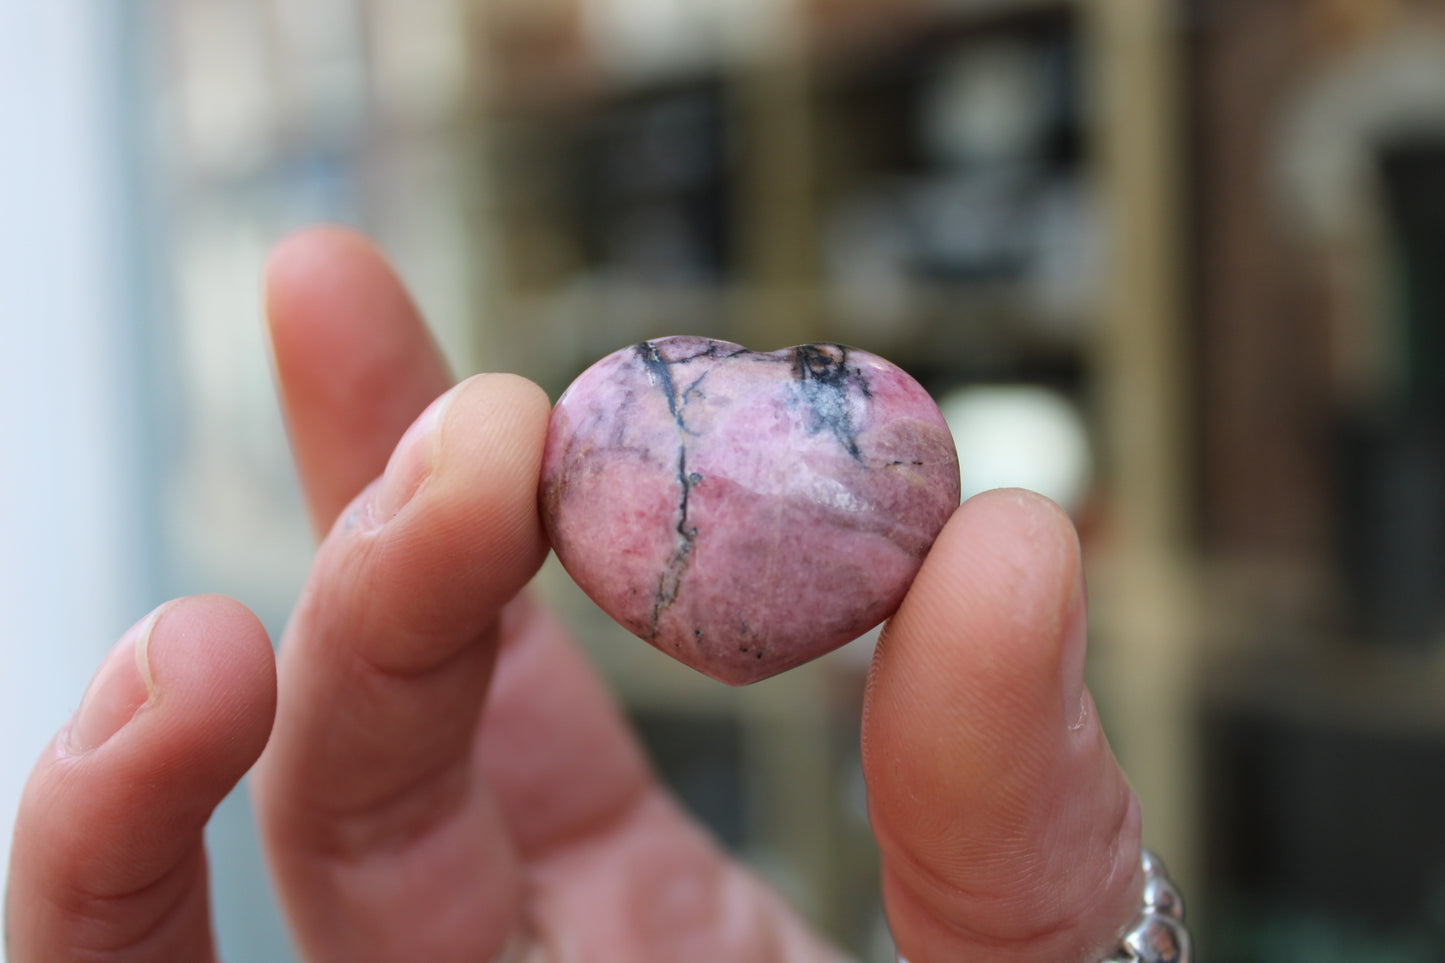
(650, 444, 700, 639)
(655, 340, 740, 365)
(641, 343, 703, 640)
(681, 370, 710, 405)
(790, 343, 868, 461)
(636, 342, 683, 426)
(671, 345, 717, 363)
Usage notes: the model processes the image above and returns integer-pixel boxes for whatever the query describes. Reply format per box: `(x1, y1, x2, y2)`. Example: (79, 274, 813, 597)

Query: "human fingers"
(251, 373, 552, 961)
(862, 489, 1143, 963)
(265, 225, 452, 538)
(5, 596, 276, 963)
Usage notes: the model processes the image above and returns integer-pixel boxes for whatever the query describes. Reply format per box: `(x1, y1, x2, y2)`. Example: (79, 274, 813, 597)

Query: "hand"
(6, 227, 1143, 962)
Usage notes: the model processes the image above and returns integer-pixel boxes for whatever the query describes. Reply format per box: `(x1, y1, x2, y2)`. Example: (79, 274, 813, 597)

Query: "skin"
(5, 227, 1143, 963)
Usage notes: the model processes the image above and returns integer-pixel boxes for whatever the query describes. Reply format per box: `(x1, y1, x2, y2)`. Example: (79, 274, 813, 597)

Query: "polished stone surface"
(540, 337, 960, 684)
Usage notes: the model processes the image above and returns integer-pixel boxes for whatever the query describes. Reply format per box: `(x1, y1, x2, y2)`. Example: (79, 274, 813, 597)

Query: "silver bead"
(1140, 849, 1167, 880)
(1121, 913, 1191, 963)
(1141, 874, 1185, 920)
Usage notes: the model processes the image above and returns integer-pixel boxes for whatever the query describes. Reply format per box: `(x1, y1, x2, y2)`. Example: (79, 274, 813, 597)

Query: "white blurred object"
(583, 0, 786, 77)
(168, 0, 277, 174)
(921, 40, 1050, 167)
(584, 0, 724, 78)
(939, 384, 1093, 513)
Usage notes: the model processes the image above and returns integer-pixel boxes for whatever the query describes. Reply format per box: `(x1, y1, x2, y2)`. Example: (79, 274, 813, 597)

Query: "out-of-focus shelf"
(821, 277, 1093, 365)
(483, 274, 1091, 395)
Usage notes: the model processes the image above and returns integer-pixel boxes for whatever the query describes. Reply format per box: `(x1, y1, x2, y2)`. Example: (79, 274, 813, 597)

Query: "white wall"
(0, 0, 146, 876)
(0, 2, 153, 958)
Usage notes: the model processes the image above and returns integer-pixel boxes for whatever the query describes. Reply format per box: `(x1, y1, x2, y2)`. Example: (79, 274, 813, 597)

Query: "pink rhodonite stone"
(539, 337, 960, 684)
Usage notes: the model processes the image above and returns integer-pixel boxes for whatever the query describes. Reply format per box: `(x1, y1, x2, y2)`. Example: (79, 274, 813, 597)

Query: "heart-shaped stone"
(539, 337, 960, 684)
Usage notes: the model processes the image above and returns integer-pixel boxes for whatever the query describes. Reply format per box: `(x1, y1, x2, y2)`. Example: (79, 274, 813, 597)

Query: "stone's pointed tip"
(540, 337, 958, 683)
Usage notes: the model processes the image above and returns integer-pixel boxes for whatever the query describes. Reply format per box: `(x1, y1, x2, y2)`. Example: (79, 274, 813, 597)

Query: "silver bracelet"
(896, 849, 1192, 963)
(1099, 850, 1192, 963)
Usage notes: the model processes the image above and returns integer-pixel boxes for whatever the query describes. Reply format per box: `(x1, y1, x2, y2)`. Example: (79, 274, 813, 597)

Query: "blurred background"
(4, 0, 1445, 959)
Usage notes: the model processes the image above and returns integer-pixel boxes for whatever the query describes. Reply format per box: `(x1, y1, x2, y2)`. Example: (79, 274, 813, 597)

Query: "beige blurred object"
(1082, 0, 1200, 916)
(367, 0, 471, 121)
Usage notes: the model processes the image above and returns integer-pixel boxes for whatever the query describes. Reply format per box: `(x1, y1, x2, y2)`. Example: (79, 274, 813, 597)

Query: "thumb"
(6, 595, 276, 962)
(862, 490, 1143, 963)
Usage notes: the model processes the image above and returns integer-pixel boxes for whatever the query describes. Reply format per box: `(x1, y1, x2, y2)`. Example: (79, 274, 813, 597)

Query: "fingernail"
(369, 384, 457, 523)
(68, 605, 162, 753)
(1061, 563, 1088, 730)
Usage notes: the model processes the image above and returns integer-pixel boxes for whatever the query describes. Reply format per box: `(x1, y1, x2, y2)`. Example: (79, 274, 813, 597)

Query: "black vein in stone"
(791, 343, 868, 461)
(681, 370, 709, 405)
(663, 341, 739, 364)
(637, 342, 701, 640)
(637, 342, 683, 424)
